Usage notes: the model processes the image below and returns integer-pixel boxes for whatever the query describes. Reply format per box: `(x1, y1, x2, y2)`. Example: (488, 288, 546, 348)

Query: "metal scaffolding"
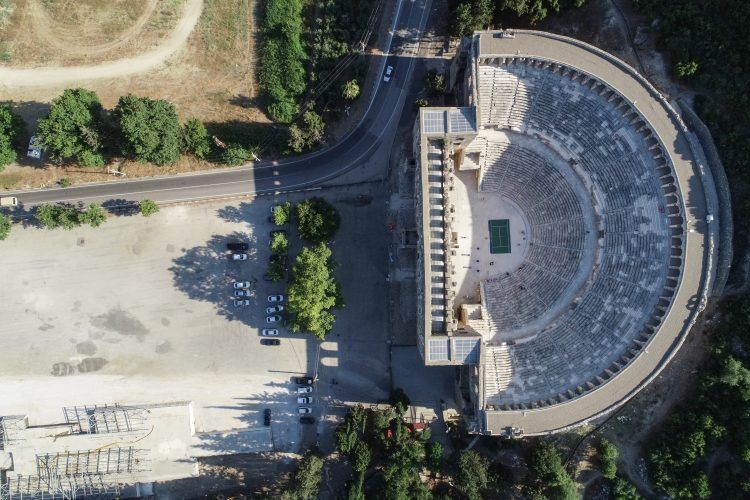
(62, 404, 148, 435)
(35, 448, 149, 477)
(0, 416, 27, 450)
(1, 472, 122, 500)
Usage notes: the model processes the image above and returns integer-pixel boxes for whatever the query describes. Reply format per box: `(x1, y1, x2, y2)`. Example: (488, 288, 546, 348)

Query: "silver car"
(266, 305, 284, 314)
(234, 299, 251, 307)
(234, 290, 251, 297)
(233, 281, 251, 289)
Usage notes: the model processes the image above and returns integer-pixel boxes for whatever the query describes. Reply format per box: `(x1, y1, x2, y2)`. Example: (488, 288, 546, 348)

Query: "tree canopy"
(35, 203, 107, 230)
(295, 197, 340, 243)
(139, 199, 160, 217)
(114, 94, 182, 165)
(181, 118, 211, 159)
(288, 111, 326, 153)
(282, 453, 324, 500)
(37, 88, 106, 167)
(456, 450, 490, 500)
(0, 104, 25, 169)
(524, 442, 578, 500)
(0, 214, 11, 240)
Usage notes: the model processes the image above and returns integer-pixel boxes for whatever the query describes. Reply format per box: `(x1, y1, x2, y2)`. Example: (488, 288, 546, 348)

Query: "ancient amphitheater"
(413, 31, 721, 435)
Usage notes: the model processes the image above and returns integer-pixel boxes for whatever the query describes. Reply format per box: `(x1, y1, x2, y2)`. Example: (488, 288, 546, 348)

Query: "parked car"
(234, 299, 251, 307)
(294, 376, 314, 385)
(227, 242, 249, 251)
(261, 329, 279, 336)
(261, 338, 280, 346)
(266, 315, 282, 323)
(233, 281, 251, 289)
(298, 407, 312, 414)
(263, 408, 271, 426)
(267, 295, 285, 303)
(233, 290, 251, 297)
(300, 416, 316, 425)
(266, 305, 284, 314)
(297, 386, 313, 394)
(297, 396, 312, 404)
(383, 65, 394, 82)
(231, 253, 248, 261)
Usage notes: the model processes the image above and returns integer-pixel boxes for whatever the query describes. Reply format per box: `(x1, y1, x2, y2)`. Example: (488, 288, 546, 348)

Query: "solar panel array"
(428, 337, 450, 362)
(423, 110, 446, 134)
(452, 338, 480, 364)
(449, 107, 476, 133)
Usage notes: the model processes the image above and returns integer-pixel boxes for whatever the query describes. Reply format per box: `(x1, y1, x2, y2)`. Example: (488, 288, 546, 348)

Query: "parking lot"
(0, 185, 390, 456)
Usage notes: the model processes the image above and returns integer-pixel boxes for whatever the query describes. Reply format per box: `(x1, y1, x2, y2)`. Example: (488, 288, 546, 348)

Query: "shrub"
(0, 214, 11, 240)
(115, 94, 181, 165)
(221, 143, 252, 165)
(35, 203, 81, 230)
(271, 231, 289, 254)
(181, 118, 211, 158)
(139, 199, 160, 217)
(598, 438, 619, 480)
(79, 203, 107, 228)
(273, 201, 292, 225)
(343, 79, 360, 100)
(0, 104, 25, 169)
(58, 178, 72, 188)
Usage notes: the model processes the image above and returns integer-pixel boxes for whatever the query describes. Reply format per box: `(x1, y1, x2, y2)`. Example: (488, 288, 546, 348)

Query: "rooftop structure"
(414, 31, 719, 435)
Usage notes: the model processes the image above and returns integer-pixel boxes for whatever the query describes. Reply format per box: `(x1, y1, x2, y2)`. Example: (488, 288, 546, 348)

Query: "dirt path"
(0, 0, 203, 89)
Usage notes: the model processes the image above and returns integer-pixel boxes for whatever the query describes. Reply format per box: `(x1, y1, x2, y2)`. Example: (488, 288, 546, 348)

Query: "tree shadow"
(101, 198, 140, 216)
(204, 119, 289, 157)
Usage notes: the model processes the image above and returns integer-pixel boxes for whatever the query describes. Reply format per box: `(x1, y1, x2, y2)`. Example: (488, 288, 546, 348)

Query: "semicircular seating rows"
(474, 57, 685, 409)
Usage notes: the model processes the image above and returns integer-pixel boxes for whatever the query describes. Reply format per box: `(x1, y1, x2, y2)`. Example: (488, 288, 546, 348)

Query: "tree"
(271, 231, 289, 254)
(0, 104, 25, 169)
(286, 243, 341, 339)
(295, 197, 340, 243)
(283, 453, 324, 500)
(425, 69, 445, 98)
(221, 143, 253, 165)
(115, 94, 181, 165)
(598, 438, 619, 480)
(37, 88, 106, 167)
(0, 214, 11, 240)
(273, 201, 292, 225)
(267, 258, 285, 282)
(676, 60, 699, 77)
(181, 118, 211, 158)
(390, 388, 411, 415)
(79, 203, 107, 228)
(288, 111, 326, 153)
(343, 80, 360, 100)
(351, 440, 372, 474)
(612, 475, 642, 500)
(451, 0, 494, 37)
(35, 203, 81, 230)
(456, 450, 490, 500)
(337, 420, 358, 455)
(525, 442, 578, 500)
(426, 441, 443, 472)
(139, 199, 160, 217)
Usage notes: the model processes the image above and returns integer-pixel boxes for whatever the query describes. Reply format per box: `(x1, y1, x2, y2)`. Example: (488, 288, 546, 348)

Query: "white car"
(234, 299, 251, 307)
(232, 253, 248, 261)
(383, 65, 394, 82)
(266, 305, 284, 314)
(234, 290, 251, 297)
(297, 386, 313, 394)
(261, 329, 279, 336)
(234, 281, 251, 289)
(266, 315, 281, 323)
(297, 396, 312, 404)
(298, 407, 312, 414)
(267, 295, 285, 303)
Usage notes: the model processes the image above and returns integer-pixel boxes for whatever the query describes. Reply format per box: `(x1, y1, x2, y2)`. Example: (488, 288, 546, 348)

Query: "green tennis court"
(488, 219, 511, 254)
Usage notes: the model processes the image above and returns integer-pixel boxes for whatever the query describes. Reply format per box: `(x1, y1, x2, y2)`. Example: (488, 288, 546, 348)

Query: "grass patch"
(0, 172, 23, 190)
(198, 0, 250, 70)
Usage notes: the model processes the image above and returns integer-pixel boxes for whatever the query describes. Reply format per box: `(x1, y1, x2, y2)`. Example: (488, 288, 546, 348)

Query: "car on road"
(231, 253, 248, 261)
(233, 290, 251, 297)
(266, 305, 284, 314)
(383, 65, 394, 82)
(294, 376, 314, 385)
(298, 407, 312, 414)
(263, 408, 271, 426)
(234, 299, 251, 307)
(266, 315, 282, 323)
(261, 329, 279, 336)
(297, 396, 312, 404)
(297, 386, 313, 394)
(233, 281, 251, 289)
(300, 416, 315, 425)
(227, 242, 249, 251)
(261, 338, 280, 346)
(268, 294, 285, 303)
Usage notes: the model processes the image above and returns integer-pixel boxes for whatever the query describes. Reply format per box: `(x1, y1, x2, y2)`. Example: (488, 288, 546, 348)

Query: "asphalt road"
(5, 0, 432, 209)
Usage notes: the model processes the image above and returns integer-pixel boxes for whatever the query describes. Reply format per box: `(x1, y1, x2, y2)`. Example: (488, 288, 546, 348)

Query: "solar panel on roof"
(452, 337, 480, 364)
(449, 107, 476, 133)
(423, 111, 446, 134)
(428, 338, 450, 362)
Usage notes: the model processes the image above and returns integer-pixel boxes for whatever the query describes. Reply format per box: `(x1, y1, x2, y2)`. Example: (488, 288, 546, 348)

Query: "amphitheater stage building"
(413, 31, 721, 436)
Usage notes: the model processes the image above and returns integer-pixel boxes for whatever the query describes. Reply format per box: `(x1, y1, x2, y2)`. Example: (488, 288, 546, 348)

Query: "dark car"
(227, 242, 249, 251)
(300, 416, 315, 425)
(261, 338, 280, 346)
(263, 408, 271, 426)
(293, 376, 314, 385)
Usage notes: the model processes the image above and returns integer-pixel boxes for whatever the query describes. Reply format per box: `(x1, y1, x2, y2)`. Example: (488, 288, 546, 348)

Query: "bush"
(295, 198, 340, 243)
(598, 438, 619, 480)
(35, 203, 81, 230)
(288, 111, 325, 153)
(343, 79, 360, 100)
(221, 143, 252, 165)
(139, 199, 160, 217)
(58, 178, 72, 188)
(267, 258, 285, 282)
(0, 104, 25, 170)
(273, 201, 292, 225)
(79, 203, 107, 228)
(0, 214, 11, 240)
(181, 118, 211, 158)
(426, 441, 443, 472)
(271, 231, 289, 254)
(37, 88, 106, 166)
(115, 94, 181, 165)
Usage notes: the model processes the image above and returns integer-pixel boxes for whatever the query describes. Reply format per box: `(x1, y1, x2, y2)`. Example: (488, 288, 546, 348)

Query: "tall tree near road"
(0, 104, 25, 170)
(295, 198, 340, 243)
(281, 453, 324, 500)
(114, 94, 182, 166)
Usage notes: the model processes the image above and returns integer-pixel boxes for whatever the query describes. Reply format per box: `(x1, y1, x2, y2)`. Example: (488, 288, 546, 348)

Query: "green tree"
(221, 143, 253, 165)
(282, 453, 324, 500)
(295, 197, 340, 243)
(273, 201, 292, 225)
(286, 243, 341, 339)
(139, 199, 160, 217)
(267, 258, 285, 282)
(612, 475, 642, 500)
(456, 450, 490, 500)
(390, 388, 411, 415)
(425, 69, 445, 98)
(79, 203, 107, 228)
(271, 231, 289, 254)
(426, 441, 443, 472)
(525, 442, 578, 500)
(676, 60, 699, 77)
(288, 111, 326, 153)
(351, 440, 372, 474)
(115, 94, 181, 165)
(35, 203, 82, 230)
(451, 0, 494, 37)
(0, 213, 11, 240)
(598, 438, 619, 480)
(181, 118, 211, 158)
(343, 79, 361, 100)
(337, 420, 358, 455)
(37, 88, 105, 167)
(0, 104, 25, 169)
